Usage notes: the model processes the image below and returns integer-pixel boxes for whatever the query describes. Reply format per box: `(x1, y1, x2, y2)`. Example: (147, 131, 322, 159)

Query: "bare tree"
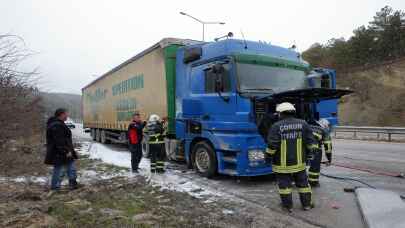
(0, 34, 45, 175)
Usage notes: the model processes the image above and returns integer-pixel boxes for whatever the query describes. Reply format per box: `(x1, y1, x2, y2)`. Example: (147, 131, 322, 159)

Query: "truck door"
(308, 69, 339, 126)
(189, 61, 237, 121)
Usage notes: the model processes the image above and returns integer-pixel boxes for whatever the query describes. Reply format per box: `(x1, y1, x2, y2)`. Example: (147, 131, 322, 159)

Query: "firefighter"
(308, 118, 332, 187)
(266, 102, 318, 212)
(146, 114, 166, 173)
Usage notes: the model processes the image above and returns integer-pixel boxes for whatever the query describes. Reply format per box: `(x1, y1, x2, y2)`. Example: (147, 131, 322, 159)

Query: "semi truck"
(82, 37, 351, 177)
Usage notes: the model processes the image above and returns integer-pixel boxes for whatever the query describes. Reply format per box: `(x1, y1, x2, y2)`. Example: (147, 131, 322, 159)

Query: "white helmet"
(317, 118, 330, 129)
(276, 102, 296, 113)
(149, 114, 161, 122)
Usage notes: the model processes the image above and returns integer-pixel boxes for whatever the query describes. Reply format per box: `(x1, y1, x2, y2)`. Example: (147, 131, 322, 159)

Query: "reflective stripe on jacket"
(146, 122, 165, 144)
(148, 133, 165, 144)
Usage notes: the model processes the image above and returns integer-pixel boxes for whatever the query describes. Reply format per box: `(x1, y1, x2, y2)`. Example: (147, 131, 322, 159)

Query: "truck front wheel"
(192, 141, 217, 178)
(100, 130, 110, 144)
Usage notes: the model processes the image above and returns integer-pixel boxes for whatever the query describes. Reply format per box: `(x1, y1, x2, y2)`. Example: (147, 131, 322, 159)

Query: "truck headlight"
(248, 149, 265, 162)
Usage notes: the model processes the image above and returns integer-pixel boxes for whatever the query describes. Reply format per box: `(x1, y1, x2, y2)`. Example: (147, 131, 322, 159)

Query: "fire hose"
(320, 161, 405, 198)
(321, 161, 405, 178)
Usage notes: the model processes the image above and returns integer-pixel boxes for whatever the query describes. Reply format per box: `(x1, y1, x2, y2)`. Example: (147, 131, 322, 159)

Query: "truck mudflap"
(257, 88, 353, 102)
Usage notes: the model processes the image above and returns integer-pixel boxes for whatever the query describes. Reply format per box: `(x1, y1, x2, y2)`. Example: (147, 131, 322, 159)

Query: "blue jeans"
(51, 160, 77, 190)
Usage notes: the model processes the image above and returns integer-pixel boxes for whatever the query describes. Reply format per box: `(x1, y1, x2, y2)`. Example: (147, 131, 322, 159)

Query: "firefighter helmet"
(317, 118, 330, 129)
(149, 114, 161, 122)
(276, 102, 296, 113)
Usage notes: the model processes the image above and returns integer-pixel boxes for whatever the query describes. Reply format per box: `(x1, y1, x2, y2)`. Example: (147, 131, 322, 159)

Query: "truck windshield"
(236, 63, 308, 93)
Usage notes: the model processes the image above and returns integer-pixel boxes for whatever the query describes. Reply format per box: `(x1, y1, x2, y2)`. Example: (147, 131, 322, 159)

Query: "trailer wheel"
(91, 129, 97, 141)
(192, 141, 217, 178)
(100, 130, 110, 144)
(95, 129, 101, 142)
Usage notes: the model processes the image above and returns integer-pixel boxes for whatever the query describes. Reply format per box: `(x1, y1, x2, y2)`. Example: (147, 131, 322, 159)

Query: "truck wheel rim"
(195, 148, 210, 172)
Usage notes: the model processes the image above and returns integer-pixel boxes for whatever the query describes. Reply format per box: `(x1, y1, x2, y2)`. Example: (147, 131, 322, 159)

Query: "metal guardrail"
(334, 126, 405, 141)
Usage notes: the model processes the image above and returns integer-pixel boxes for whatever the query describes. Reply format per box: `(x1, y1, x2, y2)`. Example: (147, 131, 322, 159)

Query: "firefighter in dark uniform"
(266, 102, 318, 212)
(146, 114, 166, 173)
(308, 118, 332, 187)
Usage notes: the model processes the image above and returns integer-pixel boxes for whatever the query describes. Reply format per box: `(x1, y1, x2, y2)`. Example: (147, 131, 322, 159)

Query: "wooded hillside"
(303, 6, 405, 126)
(41, 92, 81, 121)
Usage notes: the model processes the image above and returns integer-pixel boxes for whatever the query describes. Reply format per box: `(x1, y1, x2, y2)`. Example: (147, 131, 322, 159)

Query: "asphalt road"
(333, 139, 405, 176)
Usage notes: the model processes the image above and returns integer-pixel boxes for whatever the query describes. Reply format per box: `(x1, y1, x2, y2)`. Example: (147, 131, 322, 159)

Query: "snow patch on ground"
(71, 123, 92, 140)
(147, 170, 224, 199)
(0, 176, 48, 184)
(77, 141, 225, 201)
(81, 142, 131, 168)
(78, 169, 129, 183)
(222, 209, 235, 215)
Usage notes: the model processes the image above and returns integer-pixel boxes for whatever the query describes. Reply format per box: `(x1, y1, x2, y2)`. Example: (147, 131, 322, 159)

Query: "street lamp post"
(179, 12, 225, 41)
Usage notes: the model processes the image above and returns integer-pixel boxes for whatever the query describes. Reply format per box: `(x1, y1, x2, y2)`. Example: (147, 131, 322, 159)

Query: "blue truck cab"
(171, 39, 350, 177)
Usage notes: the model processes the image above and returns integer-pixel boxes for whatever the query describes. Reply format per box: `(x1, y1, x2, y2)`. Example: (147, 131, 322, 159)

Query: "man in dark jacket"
(45, 108, 79, 190)
(127, 112, 146, 173)
(266, 102, 318, 212)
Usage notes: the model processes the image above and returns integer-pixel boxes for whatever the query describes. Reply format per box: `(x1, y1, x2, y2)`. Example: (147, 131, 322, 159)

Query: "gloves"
(66, 147, 76, 159)
(66, 151, 73, 158)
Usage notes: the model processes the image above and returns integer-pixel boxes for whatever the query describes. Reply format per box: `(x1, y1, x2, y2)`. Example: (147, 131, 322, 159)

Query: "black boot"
(157, 168, 165, 174)
(69, 179, 80, 190)
(309, 181, 320, 188)
(303, 202, 315, 211)
(280, 203, 293, 213)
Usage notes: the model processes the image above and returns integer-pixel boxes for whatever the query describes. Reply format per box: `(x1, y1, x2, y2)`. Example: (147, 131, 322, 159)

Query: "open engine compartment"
(252, 87, 353, 141)
(254, 99, 315, 142)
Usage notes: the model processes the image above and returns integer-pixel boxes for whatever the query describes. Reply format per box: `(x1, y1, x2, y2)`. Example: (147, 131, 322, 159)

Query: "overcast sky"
(1, 0, 404, 94)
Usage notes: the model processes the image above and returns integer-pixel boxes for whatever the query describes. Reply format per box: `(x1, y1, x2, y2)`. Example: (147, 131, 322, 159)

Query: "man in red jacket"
(127, 112, 146, 173)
